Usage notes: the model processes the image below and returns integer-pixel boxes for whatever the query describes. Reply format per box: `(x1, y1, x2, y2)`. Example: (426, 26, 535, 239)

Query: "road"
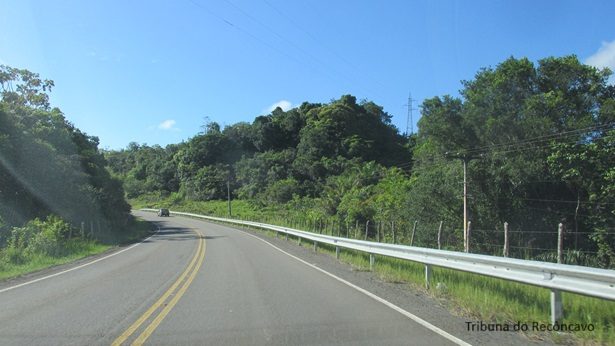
(0, 211, 467, 345)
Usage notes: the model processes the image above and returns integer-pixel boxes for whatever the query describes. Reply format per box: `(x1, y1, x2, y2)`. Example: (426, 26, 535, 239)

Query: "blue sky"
(1, 0, 614, 149)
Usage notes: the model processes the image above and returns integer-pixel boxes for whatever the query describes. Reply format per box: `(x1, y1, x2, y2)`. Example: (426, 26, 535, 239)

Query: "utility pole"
(227, 178, 232, 217)
(445, 152, 482, 252)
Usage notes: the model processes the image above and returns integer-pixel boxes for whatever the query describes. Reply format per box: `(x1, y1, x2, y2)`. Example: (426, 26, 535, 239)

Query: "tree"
(0, 65, 130, 240)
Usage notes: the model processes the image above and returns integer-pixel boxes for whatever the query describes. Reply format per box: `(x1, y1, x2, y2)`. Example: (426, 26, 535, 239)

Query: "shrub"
(6, 215, 72, 258)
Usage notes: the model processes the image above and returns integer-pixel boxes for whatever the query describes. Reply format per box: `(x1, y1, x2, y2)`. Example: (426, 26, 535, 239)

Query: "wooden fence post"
(410, 221, 417, 246)
(503, 222, 509, 257)
(437, 221, 443, 250)
(558, 223, 565, 264)
(391, 221, 396, 244)
(365, 221, 370, 240)
(465, 221, 471, 253)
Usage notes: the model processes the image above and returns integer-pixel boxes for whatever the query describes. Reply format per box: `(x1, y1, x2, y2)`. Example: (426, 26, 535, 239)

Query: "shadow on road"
(143, 225, 227, 242)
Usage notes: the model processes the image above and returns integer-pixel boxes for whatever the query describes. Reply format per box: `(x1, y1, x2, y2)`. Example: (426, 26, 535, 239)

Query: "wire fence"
(239, 214, 614, 268)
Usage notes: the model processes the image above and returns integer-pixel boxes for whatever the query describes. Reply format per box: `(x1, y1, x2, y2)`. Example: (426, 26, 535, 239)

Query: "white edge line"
(234, 227, 472, 346)
(0, 225, 160, 294)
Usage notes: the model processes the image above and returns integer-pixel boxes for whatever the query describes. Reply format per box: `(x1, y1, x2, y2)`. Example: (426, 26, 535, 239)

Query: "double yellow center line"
(112, 229, 206, 346)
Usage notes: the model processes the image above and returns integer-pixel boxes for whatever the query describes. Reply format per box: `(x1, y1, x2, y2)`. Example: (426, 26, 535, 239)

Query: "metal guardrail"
(141, 208, 615, 324)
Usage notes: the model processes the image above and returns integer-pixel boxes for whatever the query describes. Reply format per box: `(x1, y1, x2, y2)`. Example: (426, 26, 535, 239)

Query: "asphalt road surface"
(0, 211, 471, 345)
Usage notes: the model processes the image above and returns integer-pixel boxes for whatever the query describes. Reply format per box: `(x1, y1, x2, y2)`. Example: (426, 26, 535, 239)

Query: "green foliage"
(263, 178, 300, 204)
(409, 55, 615, 265)
(8, 216, 71, 257)
(106, 94, 409, 205)
(111, 55, 614, 268)
(182, 164, 230, 201)
(0, 64, 131, 242)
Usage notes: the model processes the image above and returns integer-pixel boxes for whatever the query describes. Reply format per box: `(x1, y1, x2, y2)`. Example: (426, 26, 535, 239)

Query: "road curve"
(0, 211, 464, 345)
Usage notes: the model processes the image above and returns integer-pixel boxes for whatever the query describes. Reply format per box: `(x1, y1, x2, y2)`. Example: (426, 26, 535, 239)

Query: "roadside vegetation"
(0, 65, 147, 280)
(120, 55, 614, 344)
(109, 55, 614, 269)
(150, 204, 614, 345)
(0, 217, 152, 281)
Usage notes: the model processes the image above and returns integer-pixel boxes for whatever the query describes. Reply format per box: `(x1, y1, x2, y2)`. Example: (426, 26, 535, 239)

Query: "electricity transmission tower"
(403, 92, 417, 136)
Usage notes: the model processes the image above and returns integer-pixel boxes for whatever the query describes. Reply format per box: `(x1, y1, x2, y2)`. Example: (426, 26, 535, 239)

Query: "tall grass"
(0, 240, 110, 280)
(0, 217, 153, 281)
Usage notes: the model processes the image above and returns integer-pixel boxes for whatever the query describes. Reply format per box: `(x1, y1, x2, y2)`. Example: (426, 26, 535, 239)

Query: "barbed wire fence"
(244, 212, 613, 268)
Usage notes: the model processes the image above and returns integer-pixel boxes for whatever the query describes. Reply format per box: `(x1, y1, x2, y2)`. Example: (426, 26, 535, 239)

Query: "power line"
(260, 0, 390, 93)
(202, 0, 383, 99)
(464, 123, 614, 155)
(519, 198, 615, 206)
(487, 133, 614, 157)
(186, 0, 310, 70)
(409, 123, 614, 165)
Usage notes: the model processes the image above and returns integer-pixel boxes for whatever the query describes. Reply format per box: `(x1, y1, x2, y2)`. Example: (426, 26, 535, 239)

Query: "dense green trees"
(409, 56, 614, 265)
(107, 55, 614, 268)
(0, 65, 131, 246)
(106, 94, 410, 203)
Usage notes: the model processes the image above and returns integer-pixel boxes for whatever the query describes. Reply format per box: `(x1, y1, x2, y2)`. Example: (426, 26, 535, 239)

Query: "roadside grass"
(0, 218, 154, 281)
(139, 199, 615, 345)
(0, 240, 110, 281)
(299, 236, 615, 345)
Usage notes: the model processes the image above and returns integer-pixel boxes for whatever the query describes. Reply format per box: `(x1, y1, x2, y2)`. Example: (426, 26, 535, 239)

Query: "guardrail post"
(313, 241, 317, 252)
(298, 237, 301, 246)
(369, 253, 375, 271)
(425, 264, 432, 289)
(410, 221, 417, 246)
(336, 246, 340, 259)
(503, 222, 509, 257)
(285, 232, 288, 241)
(437, 221, 443, 250)
(551, 289, 563, 324)
(558, 223, 564, 264)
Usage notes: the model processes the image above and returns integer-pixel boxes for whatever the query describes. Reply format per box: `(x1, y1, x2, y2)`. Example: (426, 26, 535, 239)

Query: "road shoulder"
(224, 222, 555, 346)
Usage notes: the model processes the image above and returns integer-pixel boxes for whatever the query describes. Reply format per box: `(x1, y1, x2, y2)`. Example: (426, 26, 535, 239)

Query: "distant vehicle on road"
(157, 208, 170, 217)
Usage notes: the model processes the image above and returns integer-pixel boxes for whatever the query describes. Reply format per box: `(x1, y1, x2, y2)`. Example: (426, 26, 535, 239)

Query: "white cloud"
(157, 119, 178, 131)
(264, 100, 293, 113)
(585, 40, 615, 82)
